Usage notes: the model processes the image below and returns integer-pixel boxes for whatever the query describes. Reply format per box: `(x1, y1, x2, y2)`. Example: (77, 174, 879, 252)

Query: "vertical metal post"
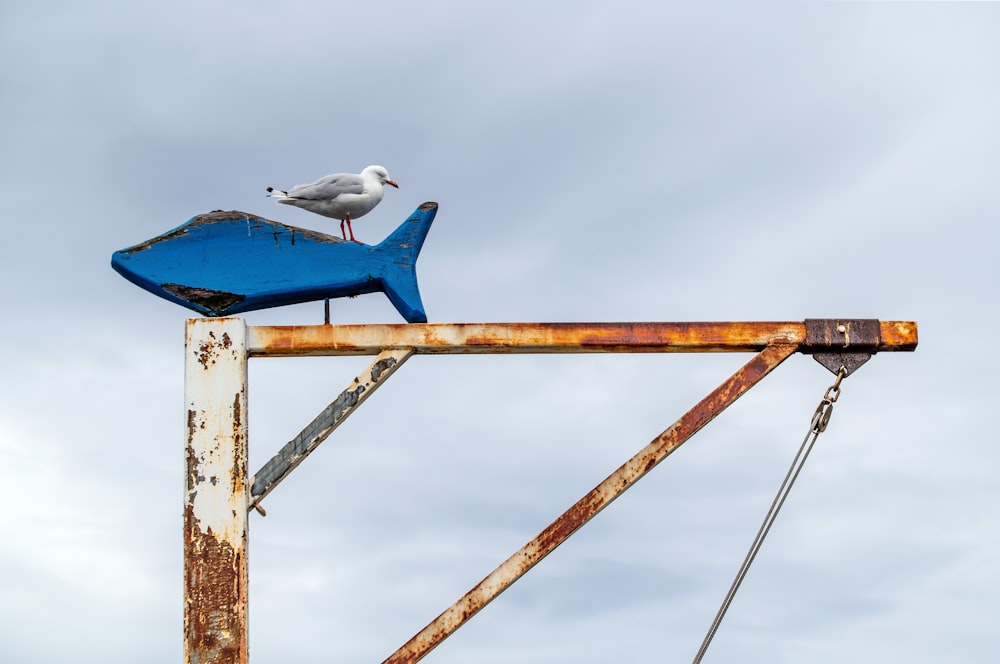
(184, 318, 249, 664)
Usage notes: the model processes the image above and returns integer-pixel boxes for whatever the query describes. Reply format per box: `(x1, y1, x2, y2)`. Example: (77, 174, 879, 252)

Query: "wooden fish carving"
(111, 202, 437, 322)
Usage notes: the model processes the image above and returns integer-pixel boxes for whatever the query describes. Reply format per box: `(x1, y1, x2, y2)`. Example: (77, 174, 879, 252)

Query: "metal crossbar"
(244, 320, 916, 356)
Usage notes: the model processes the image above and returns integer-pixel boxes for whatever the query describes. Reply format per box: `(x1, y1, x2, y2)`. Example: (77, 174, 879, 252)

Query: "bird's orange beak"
(386, 180, 399, 188)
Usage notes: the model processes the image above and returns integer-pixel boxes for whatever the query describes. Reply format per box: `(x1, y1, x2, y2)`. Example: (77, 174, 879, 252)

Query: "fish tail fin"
(375, 202, 438, 323)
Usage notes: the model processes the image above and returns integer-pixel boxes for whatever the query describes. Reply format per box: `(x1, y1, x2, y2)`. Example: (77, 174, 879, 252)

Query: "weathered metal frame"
(183, 319, 917, 664)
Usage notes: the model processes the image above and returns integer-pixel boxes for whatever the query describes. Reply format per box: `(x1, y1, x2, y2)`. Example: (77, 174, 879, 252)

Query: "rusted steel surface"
(249, 348, 413, 511)
(184, 318, 249, 664)
(382, 342, 799, 664)
(804, 318, 882, 376)
(248, 322, 801, 356)
(246, 321, 917, 357)
(878, 320, 919, 350)
(804, 319, 881, 351)
(179, 317, 917, 663)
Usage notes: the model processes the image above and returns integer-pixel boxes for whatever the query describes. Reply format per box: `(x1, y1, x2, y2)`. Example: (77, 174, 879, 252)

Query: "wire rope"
(691, 367, 846, 664)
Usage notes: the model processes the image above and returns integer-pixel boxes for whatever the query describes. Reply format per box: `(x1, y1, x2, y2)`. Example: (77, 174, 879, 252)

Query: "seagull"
(266, 165, 399, 243)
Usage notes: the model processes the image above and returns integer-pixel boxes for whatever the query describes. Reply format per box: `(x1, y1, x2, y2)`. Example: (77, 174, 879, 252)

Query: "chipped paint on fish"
(164, 283, 246, 312)
(184, 318, 249, 664)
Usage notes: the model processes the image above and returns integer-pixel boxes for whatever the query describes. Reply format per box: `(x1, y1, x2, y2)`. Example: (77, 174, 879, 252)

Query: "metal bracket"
(804, 319, 882, 377)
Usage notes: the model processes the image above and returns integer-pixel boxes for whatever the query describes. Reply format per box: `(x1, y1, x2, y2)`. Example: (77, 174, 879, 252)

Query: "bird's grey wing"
(287, 173, 364, 200)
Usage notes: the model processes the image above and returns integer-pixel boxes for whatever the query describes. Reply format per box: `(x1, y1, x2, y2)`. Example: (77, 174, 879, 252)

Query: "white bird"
(266, 165, 399, 243)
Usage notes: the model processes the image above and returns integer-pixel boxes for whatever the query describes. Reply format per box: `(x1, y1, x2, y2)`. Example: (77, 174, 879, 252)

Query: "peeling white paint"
(184, 318, 249, 664)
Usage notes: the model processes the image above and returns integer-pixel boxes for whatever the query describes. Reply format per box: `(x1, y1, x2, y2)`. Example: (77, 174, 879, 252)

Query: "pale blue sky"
(1, 2, 997, 662)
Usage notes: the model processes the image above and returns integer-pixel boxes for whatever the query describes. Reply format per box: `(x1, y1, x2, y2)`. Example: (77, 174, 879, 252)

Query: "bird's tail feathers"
(265, 187, 289, 198)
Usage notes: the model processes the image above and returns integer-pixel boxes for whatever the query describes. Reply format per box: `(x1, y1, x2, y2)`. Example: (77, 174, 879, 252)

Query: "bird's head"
(365, 165, 399, 189)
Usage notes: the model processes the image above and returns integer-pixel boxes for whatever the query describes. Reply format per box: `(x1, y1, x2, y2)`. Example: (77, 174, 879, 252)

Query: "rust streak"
(248, 321, 917, 357)
(184, 505, 248, 664)
(248, 322, 813, 357)
(197, 342, 213, 370)
(184, 318, 248, 664)
(879, 320, 919, 351)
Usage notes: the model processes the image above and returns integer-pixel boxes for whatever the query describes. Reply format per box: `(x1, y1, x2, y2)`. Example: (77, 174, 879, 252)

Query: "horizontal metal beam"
(246, 321, 917, 357)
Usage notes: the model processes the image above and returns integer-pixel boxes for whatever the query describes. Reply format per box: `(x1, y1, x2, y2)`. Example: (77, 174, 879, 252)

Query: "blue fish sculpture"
(111, 202, 437, 322)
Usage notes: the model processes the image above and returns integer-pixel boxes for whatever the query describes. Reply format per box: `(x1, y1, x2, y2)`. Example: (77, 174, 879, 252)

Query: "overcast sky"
(1, 1, 997, 662)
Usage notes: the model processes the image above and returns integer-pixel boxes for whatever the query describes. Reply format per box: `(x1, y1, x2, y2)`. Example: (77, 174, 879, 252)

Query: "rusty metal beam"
(248, 348, 413, 511)
(184, 318, 249, 664)
(182, 317, 918, 664)
(246, 321, 917, 357)
(382, 342, 799, 664)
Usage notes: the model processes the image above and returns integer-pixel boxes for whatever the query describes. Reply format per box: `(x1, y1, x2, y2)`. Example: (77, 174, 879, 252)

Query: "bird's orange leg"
(345, 215, 360, 243)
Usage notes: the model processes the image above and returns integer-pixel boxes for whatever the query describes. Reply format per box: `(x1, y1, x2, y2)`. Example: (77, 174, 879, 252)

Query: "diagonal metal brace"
(382, 342, 799, 664)
(248, 348, 414, 512)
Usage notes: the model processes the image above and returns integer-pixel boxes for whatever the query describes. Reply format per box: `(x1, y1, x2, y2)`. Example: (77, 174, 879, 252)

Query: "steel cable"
(691, 368, 846, 664)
